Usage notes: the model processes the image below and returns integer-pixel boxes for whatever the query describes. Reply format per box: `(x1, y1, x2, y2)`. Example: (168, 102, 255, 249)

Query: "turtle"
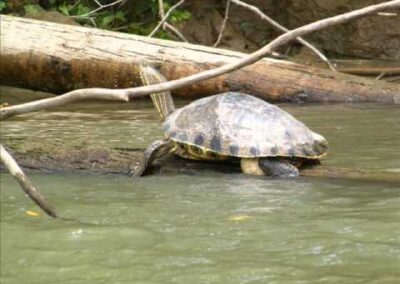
(132, 65, 328, 177)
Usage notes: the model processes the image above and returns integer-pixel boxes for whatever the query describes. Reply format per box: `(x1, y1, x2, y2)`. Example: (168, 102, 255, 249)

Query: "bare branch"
(164, 22, 188, 42)
(1, 89, 129, 119)
(214, 0, 231, 47)
(124, 0, 399, 97)
(0, 144, 58, 218)
(73, 0, 125, 19)
(1, 0, 399, 119)
(149, 0, 185, 37)
(158, 0, 166, 26)
(375, 72, 386, 80)
(150, 0, 188, 41)
(386, 75, 400, 82)
(93, 0, 102, 6)
(231, 0, 337, 71)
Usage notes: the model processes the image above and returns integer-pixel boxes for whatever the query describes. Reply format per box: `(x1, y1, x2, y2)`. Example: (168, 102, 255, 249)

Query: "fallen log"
(1, 15, 399, 104)
(1, 140, 399, 185)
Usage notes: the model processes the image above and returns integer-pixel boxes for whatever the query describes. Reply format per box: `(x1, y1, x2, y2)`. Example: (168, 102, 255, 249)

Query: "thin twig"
(72, 0, 125, 19)
(158, 0, 166, 27)
(214, 0, 231, 47)
(375, 71, 386, 80)
(1, 0, 399, 120)
(149, 0, 185, 37)
(231, 0, 337, 72)
(164, 22, 188, 42)
(150, 0, 188, 41)
(0, 144, 58, 218)
(1, 89, 129, 119)
(93, 0, 102, 6)
(386, 75, 400, 82)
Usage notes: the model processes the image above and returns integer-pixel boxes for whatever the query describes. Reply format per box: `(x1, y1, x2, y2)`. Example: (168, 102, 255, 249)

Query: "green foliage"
(24, 4, 43, 14)
(170, 9, 191, 23)
(58, 2, 91, 17)
(0, 1, 6, 13)
(2, 0, 191, 39)
(98, 10, 126, 29)
(239, 21, 254, 31)
(31, 0, 191, 39)
(160, 1, 191, 23)
(124, 0, 191, 38)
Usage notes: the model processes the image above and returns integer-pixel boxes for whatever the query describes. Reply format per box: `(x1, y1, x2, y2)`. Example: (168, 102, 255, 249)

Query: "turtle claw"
(131, 139, 171, 178)
(128, 164, 144, 177)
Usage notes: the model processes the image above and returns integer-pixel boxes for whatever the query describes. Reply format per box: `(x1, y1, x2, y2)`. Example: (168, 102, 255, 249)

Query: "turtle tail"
(139, 64, 175, 122)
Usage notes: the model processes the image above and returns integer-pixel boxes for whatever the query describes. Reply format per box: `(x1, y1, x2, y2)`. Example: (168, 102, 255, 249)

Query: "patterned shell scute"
(162, 92, 328, 158)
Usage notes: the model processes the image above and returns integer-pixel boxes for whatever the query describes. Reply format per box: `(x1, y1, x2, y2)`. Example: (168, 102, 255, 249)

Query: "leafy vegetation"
(2, 0, 191, 39)
(0, 1, 6, 12)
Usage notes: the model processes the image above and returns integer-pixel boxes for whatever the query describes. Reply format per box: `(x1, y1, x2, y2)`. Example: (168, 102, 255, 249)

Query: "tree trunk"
(1, 15, 399, 103)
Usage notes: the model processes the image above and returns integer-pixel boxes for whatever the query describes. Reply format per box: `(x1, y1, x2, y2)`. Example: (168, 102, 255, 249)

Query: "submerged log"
(1, 141, 399, 185)
(1, 15, 399, 104)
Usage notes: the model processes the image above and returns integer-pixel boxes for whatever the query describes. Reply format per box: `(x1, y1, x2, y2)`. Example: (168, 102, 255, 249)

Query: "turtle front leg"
(130, 139, 171, 177)
(259, 158, 299, 178)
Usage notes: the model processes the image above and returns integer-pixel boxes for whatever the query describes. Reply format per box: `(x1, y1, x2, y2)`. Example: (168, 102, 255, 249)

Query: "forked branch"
(149, 0, 187, 40)
(72, 0, 125, 19)
(1, 0, 399, 120)
(230, 0, 336, 71)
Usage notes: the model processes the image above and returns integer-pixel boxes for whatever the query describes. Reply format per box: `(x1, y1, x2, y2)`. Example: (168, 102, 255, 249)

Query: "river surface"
(1, 99, 400, 283)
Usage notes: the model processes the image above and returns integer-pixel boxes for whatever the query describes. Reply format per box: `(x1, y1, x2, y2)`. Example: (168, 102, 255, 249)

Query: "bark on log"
(1, 15, 399, 104)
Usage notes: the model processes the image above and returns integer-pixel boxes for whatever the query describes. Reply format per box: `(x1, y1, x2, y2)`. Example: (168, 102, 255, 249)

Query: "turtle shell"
(162, 92, 328, 159)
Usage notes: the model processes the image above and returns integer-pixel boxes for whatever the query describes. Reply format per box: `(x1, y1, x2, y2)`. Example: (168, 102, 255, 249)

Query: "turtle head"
(312, 132, 328, 157)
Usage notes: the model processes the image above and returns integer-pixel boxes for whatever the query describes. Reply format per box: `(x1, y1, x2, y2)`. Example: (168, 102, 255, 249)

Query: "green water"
(1, 100, 400, 283)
